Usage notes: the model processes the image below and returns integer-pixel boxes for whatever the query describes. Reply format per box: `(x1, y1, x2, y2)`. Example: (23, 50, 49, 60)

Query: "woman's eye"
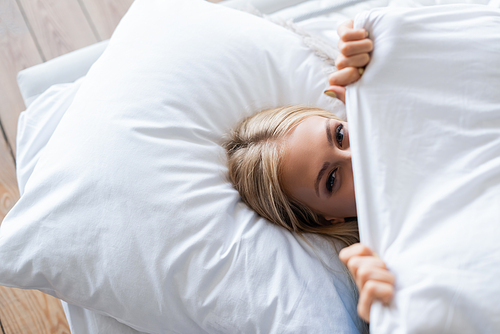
(336, 124, 344, 147)
(326, 168, 337, 192)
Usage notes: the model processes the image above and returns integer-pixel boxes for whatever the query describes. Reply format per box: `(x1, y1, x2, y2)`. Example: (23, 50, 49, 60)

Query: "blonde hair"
(223, 105, 359, 247)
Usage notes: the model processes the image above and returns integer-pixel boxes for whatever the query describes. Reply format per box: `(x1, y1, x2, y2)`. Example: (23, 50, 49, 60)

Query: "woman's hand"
(339, 243, 394, 323)
(325, 20, 373, 103)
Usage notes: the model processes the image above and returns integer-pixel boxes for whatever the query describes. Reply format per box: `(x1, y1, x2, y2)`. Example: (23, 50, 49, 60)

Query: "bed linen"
(13, 1, 356, 333)
(16, 41, 109, 109)
(348, 4, 500, 333)
(11, 0, 499, 333)
(1, 0, 362, 333)
(16, 81, 146, 334)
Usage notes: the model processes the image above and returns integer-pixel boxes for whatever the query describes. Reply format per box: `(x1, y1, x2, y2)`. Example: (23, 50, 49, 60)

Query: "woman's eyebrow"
(325, 119, 334, 147)
(315, 162, 330, 197)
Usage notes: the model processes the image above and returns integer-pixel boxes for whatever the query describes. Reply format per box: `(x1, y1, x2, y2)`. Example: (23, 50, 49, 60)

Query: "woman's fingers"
(338, 38, 373, 57)
(339, 243, 374, 264)
(357, 281, 394, 322)
(339, 243, 395, 323)
(328, 67, 362, 87)
(324, 67, 361, 104)
(335, 53, 370, 70)
(329, 19, 372, 96)
(337, 20, 368, 42)
(324, 86, 346, 103)
(338, 20, 368, 42)
(356, 266, 395, 291)
(345, 255, 387, 282)
(325, 66, 365, 104)
(337, 19, 354, 35)
(341, 29, 369, 42)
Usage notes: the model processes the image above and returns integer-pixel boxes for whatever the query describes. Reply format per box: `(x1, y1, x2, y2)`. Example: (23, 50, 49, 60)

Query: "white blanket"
(348, 4, 500, 333)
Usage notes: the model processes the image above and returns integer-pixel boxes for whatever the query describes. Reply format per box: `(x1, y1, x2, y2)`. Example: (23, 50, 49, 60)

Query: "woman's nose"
(338, 146, 351, 164)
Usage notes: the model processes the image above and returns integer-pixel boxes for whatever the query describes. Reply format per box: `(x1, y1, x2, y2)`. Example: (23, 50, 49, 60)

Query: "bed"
(4, 0, 500, 333)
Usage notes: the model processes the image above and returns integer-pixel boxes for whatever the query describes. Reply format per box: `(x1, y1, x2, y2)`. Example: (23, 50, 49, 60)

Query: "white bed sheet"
(16, 0, 497, 332)
(348, 4, 500, 333)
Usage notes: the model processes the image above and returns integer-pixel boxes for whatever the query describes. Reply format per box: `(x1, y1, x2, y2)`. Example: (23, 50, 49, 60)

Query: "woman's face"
(281, 116, 356, 221)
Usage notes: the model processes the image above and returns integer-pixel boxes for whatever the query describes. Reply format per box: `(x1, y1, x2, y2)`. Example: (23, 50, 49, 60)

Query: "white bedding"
(16, 81, 144, 334)
(5, 1, 358, 333)
(349, 4, 500, 333)
(13, 0, 499, 333)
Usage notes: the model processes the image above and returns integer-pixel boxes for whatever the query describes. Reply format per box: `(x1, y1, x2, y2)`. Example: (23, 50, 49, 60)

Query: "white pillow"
(0, 0, 365, 333)
(16, 78, 84, 195)
(348, 4, 500, 333)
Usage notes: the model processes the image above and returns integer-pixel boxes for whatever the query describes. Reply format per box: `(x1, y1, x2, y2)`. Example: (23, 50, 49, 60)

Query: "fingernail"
(365, 30, 369, 38)
(358, 67, 365, 75)
(324, 90, 337, 98)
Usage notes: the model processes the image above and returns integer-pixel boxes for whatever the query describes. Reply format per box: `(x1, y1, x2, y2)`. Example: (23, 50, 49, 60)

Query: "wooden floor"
(0, 0, 222, 332)
(0, 0, 138, 332)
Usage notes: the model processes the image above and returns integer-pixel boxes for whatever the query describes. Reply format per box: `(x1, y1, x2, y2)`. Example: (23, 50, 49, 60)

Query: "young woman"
(224, 20, 394, 323)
